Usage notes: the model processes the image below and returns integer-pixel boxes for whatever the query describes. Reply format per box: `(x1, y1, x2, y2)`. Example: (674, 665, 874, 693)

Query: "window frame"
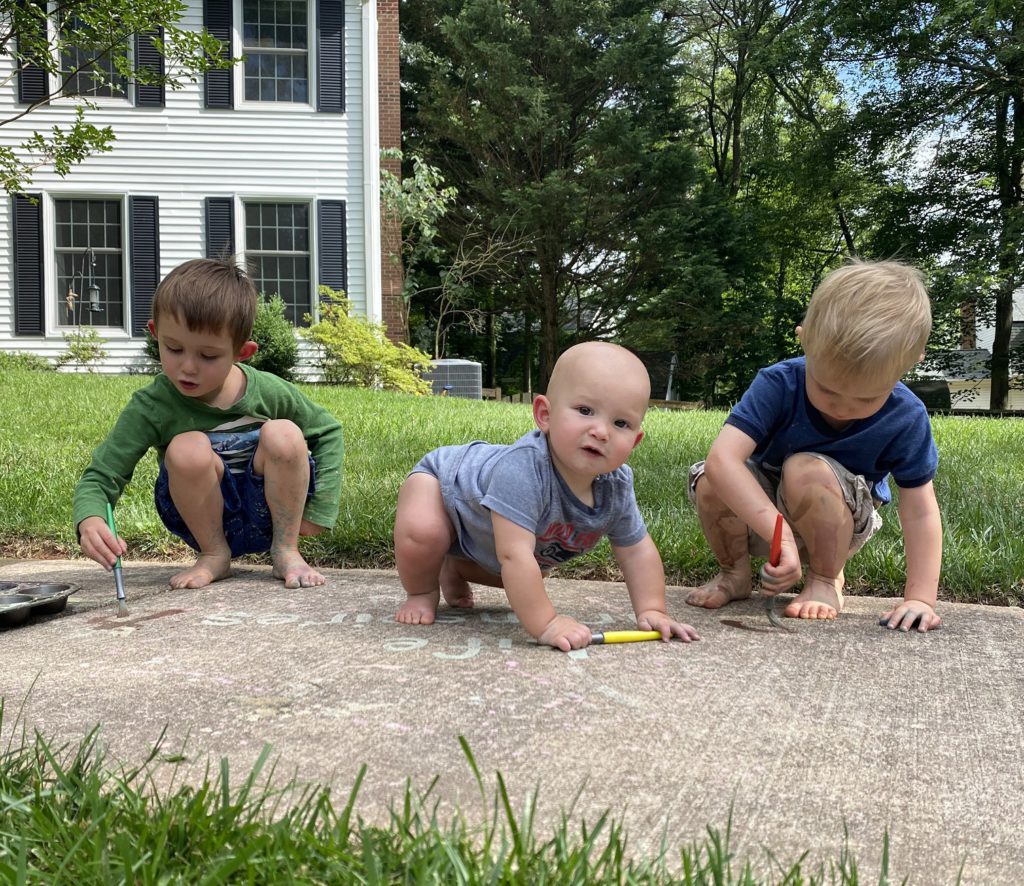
(235, 0, 317, 111)
(43, 193, 132, 338)
(56, 7, 131, 101)
(239, 196, 319, 325)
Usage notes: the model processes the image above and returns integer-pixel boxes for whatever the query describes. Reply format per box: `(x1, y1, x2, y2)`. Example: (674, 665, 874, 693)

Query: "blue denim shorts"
(155, 453, 316, 557)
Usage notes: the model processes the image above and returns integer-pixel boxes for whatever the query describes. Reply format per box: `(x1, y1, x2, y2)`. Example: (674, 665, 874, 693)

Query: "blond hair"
(800, 259, 931, 384)
(152, 258, 257, 349)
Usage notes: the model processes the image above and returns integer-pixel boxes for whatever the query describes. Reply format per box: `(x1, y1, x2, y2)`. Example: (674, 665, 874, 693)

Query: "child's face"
(536, 371, 646, 484)
(147, 314, 254, 404)
(804, 359, 896, 428)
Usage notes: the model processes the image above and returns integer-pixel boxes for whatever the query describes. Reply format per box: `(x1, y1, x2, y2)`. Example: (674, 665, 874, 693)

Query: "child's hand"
(538, 615, 593, 652)
(636, 609, 701, 642)
(880, 600, 941, 633)
(78, 515, 126, 571)
(759, 527, 801, 595)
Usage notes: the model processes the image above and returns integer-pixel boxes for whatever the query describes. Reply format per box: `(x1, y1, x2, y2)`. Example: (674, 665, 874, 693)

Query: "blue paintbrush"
(105, 502, 129, 617)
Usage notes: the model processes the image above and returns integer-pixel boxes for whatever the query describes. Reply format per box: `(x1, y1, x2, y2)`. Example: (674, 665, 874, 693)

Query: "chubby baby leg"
(684, 472, 752, 609)
(441, 556, 506, 609)
(394, 472, 455, 624)
(779, 453, 851, 619)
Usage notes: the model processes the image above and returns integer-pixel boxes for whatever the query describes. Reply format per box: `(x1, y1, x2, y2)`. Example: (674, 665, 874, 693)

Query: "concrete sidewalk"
(2, 559, 1021, 884)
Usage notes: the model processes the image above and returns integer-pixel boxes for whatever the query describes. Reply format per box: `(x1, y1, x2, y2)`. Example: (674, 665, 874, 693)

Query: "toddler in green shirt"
(74, 258, 343, 590)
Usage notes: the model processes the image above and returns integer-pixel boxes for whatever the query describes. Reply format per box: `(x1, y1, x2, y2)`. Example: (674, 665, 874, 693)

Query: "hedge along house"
(0, 0, 403, 373)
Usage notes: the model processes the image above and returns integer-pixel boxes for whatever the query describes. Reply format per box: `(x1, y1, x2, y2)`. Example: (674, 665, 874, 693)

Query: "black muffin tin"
(0, 582, 80, 628)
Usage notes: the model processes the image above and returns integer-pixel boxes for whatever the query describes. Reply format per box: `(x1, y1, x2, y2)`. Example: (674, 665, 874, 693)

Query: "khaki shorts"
(687, 454, 883, 558)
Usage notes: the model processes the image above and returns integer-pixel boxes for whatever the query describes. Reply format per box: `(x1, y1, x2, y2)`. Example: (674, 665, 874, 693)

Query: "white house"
(945, 290, 1024, 410)
(0, 0, 403, 372)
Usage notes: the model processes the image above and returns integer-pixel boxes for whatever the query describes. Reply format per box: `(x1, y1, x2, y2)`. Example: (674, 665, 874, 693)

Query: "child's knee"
(396, 512, 451, 553)
(164, 431, 217, 474)
(781, 453, 840, 493)
(258, 419, 306, 460)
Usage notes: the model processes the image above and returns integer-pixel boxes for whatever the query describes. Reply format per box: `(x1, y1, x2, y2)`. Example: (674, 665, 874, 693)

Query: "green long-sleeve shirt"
(73, 363, 344, 533)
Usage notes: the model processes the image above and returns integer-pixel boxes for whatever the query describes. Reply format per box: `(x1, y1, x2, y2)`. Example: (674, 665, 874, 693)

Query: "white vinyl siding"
(0, 0, 367, 373)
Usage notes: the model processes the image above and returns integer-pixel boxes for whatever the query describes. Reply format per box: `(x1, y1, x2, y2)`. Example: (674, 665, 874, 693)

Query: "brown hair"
(801, 259, 931, 384)
(151, 258, 257, 348)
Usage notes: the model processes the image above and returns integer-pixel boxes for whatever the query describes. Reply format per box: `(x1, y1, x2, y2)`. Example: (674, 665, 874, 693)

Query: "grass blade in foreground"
(0, 702, 943, 884)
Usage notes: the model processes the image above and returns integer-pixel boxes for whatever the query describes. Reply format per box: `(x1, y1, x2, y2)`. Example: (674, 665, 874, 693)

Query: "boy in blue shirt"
(394, 342, 700, 651)
(684, 259, 942, 632)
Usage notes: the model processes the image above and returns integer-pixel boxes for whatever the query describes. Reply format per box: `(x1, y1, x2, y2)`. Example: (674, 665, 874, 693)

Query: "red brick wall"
(378, 0, 405, 342)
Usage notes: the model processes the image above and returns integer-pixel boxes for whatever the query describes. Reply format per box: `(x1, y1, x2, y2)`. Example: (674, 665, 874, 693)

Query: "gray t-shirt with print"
(411, 429, 648, 575)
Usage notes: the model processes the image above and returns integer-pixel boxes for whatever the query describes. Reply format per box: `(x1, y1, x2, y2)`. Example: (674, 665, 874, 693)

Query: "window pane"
(53, 199, 124, 328)
(241, 0, 309, 103)
(59, 15, 128, 98)
(244, 201, 311, 325)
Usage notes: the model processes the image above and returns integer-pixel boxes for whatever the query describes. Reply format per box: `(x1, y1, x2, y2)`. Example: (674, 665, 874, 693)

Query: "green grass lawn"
(1, 368, 985, 883)
(1, 368, 1022, 605)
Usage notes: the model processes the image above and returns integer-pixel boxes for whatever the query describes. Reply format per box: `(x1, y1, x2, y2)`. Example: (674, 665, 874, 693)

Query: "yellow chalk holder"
(590, 630, 662, 645)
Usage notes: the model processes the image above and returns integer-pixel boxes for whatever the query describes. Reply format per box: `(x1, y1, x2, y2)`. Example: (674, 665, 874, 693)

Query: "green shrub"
(55, 327, 108, 371)
(143, 294, 299, 381)
(249, 293, 299, 381)
(300, 287, 432, 393)
(0, 350, 53, 372)
(143, 327, 160, 364)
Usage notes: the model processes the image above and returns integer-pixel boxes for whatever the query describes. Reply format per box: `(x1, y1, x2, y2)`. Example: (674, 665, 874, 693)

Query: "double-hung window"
(58, 12, 129, 99)
(244, 201, 312, 324)
(54, 198, 124, 329)
(17, 5, 142, 105)
(204, 0, 342, 112)
(242, 0, 310, 103)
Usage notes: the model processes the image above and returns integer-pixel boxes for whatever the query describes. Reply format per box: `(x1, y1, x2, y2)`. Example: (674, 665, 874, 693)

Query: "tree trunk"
(537, 261, 561, 393)
(990, 88, 1023, 410)
(990, 281, 1013, 411)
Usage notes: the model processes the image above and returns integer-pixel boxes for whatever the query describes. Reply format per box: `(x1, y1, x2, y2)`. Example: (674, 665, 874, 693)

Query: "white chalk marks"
(199, 609, 621, 659)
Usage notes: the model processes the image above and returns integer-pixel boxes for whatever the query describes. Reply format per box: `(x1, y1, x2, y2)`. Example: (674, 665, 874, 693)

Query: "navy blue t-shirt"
(725, 357, 937, 504)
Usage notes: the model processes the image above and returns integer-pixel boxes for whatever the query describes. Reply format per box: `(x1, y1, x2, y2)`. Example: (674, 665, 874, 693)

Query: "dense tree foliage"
(400, 0, 1022, 407)
(401, 0, 722, 392)
(828, 0, 1023, 409)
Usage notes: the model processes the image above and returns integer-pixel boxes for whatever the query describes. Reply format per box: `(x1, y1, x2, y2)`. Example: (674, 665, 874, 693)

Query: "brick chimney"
(378, 0, 405, 342)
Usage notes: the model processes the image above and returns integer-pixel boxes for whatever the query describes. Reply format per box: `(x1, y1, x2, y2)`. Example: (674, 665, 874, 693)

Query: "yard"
(1, 369, 1022, 606)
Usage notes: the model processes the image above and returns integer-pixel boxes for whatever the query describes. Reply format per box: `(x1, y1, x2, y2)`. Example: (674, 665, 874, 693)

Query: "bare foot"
(440, 559, 475, 608)
(785, 569, 845, 620)
(396, 590, 440, 624)
(169, 551, 232, 589)
(684, 568, 752, 609)
(272, 549, 326, 588)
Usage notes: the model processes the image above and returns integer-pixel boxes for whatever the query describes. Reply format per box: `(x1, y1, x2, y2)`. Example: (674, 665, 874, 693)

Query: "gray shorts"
(687, 453, 883, 558)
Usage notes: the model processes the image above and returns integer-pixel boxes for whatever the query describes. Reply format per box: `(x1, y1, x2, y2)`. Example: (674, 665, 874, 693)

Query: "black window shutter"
(16, 2, 48, 105)
(129, 196, 160, 337)
(317, 200, 347, 296)
(204, 0, 233, 109)
(12, 194, 44, 336)
(317, 0, 344, 113)
(134, 28, 165, 107)
(205, 197, 235, 259)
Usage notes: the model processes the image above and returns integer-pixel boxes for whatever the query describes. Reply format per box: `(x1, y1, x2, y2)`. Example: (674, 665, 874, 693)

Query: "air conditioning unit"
(426, 358, 483, 399)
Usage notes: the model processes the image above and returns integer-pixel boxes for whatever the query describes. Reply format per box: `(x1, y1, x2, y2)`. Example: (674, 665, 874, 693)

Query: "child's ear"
(146, 319, 157, 337)
(795, 325, 804, 342)
(632, 429, 645, 450)
(532, 394, 551, 432)
(236, 340, 259, 362)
